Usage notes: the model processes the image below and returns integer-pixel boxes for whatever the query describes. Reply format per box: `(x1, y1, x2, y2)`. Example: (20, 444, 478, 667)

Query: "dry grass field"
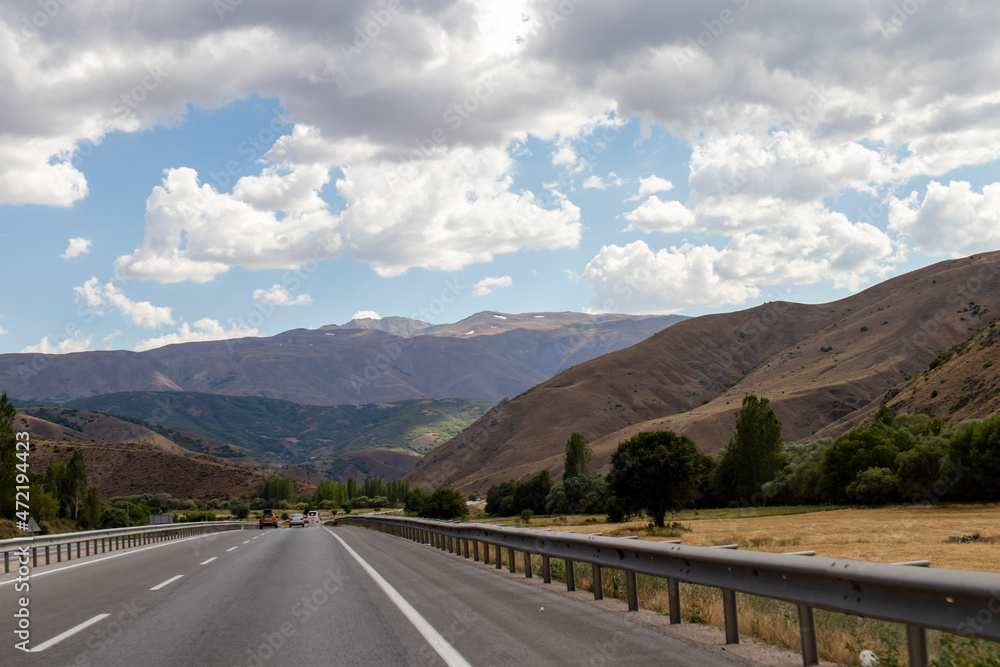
(472, 504, 1000, 664)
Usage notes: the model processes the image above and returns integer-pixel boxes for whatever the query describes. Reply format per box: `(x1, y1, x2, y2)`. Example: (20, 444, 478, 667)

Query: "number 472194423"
(15, 431, 30, 523)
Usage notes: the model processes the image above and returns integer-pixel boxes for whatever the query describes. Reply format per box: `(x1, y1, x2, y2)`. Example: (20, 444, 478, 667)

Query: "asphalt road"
(2, 524, 756, 666)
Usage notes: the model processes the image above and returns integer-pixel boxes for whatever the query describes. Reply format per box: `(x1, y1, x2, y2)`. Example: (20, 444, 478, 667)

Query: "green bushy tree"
(607, 430, 712, 527)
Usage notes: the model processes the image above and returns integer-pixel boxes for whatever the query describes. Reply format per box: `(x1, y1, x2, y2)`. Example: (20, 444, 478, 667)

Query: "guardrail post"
(33, 546, 38, 567)
(626, 570, 638, 611)
(57, 544, 62, 562)
(723, 589, 739, 644)
(507, 547, 516, 573)
(592, 564, 603, 600)
(463, 539, 470, 559)
(668, 578, 681, 623)
(797, 604, 818, 666)
(473, 540, 480, 562)
(907, 625, 928, 667)
(523, 551, 533, 578)
(542, 555, 551, 583)
(45, 545, 50, 565)
(4, 551, 8, 573)
(496, 546, 503, 569)
(565, 559, 576, 591)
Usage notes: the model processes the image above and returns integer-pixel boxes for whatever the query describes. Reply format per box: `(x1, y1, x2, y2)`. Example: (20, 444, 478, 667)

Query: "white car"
(288, 513, 306, 527)
(306, 510, 319, 525)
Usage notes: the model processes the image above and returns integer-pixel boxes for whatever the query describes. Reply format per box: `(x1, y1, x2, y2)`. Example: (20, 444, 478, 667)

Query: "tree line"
(483, 394, 1000, 524)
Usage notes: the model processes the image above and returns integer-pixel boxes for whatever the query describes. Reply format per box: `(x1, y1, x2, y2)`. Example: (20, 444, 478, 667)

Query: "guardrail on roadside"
(1, 521, 245, 573)
(337, 515, 1000, 667)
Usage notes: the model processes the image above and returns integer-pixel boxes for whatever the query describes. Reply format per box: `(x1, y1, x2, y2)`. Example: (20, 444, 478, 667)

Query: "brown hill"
(27, 439, 278, 501)
(406, 252, 1000, 495)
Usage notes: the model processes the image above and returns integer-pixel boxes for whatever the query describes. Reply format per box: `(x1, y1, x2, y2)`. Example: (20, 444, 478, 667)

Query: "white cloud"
(103, 330, 122, 348)
(61, 237, 93, 260)
(135, 318, 259, 352)
(252, 284, 312, 306)
(579, 205, 897, 313)
(889, 181, 1000, 257)
(21, 330, 92, 354)
(74, 277, 174, 328)
(636, 175, 674, 198)
(5, 0, 1000, 311)
(473, 275, 513, 297)
(623, 197, 696, 233)
(0, 326, 7, 335)
(0, 137, 89, 207)
(115, 167, 341, 283)
(583, 172, 624, 190)
(352, 311, 381, 320)
(337, 146, 581, 277)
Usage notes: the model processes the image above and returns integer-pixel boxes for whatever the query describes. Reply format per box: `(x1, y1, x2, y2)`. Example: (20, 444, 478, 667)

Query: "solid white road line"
(31, 614, 110, 652)
(150, 574, 184, 591)
(200, 557, 218, 565)
(325, 528, 472, 667)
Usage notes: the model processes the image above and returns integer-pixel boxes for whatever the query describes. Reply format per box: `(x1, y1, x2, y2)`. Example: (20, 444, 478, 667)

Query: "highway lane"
(3, 523, 758, 666)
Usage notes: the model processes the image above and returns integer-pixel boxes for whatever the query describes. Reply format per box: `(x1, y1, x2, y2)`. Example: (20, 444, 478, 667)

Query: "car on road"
(288, 513, 306, 527)
(259, 510, 279, 529)
(307, 510, 319, 525)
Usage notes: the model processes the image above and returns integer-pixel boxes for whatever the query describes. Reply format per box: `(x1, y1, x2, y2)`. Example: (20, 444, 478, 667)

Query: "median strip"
(31, 614, 110, 652)
(149, 574, 184, 591)
(325, 528, 471, 667)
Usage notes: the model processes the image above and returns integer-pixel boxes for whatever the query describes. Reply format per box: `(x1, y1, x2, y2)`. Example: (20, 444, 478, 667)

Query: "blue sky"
(2, 0, 999, 354)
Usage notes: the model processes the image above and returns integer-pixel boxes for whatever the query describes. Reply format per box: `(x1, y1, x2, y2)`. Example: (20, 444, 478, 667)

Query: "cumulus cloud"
(337, 146, 582, 276)
(61, 238, 93, 260)
(473, 275, 513, 297)
(583, 172, 624, 190)
(6, 0, 1000, 311)
(636, 176, 674, 198)
(135, 318, 259, 352)
(0, 326, 7, 335)
(351, 310, 381, 320)
(21, 330, 92, 354)
(889, 181, 1000, 257)
(74, 277, 174, 328)
(580, 204, 897, 313)
(623, 197, 696, 233)
(252, 284, 312, 306)
(115, 167, 341, 283)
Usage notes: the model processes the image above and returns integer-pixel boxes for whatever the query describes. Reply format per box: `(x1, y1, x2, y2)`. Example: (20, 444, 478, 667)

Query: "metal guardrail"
(1, 521, 245, 573)
(338, 515, 1000, 667)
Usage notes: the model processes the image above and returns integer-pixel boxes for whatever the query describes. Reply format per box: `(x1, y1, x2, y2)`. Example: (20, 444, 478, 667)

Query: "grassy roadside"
(467, 503, 1000, 665)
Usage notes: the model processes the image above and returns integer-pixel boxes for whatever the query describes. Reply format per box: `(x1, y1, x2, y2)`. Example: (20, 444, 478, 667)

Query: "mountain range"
(0, 311, 683, 405)
(406, 252, 1000, 494)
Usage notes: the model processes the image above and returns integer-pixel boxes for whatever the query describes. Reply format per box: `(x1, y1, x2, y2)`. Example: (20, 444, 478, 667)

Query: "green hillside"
(65, 392, 493, 464)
